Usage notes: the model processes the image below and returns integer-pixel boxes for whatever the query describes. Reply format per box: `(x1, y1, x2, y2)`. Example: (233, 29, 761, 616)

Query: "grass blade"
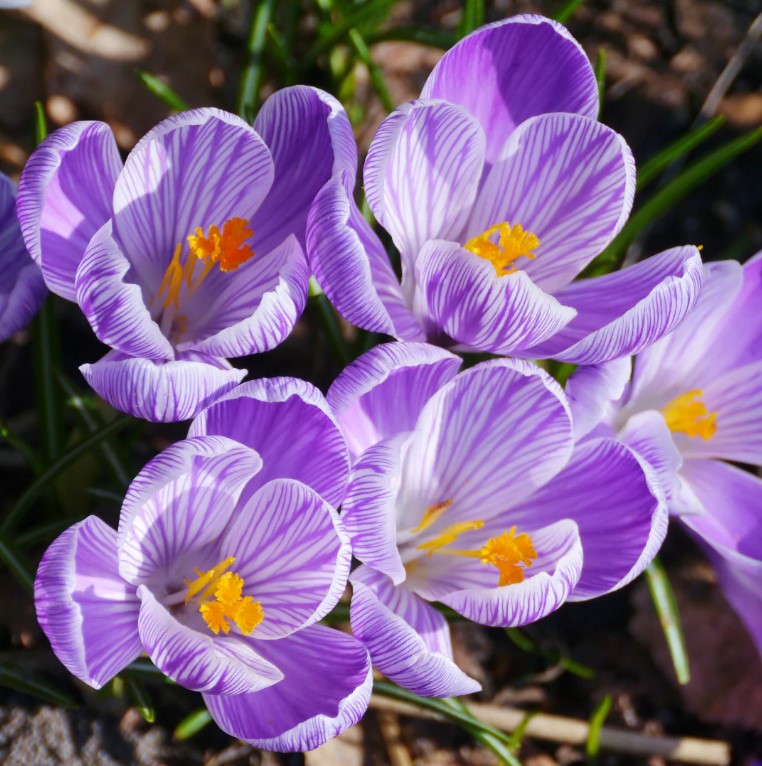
(366, 27, 455, 49)
(237, 0, 275, 122)
(636, 116, 725, 190)
(174, 708, 212, 740)
(125, 676, 155, 723)
(586, 695, 613, 758)
(0, 663, 77, 708)
(2, 416, 136, 533)
(595, 48, 606, 118)
(457, 0, 485, 39)
(0, 420, 43, 475)
(349, 28, 395, 113)
(554, 0, 587, 24)
(135, 70, 189, 112)
(645, 558, 690, 685)
(308, 278, 353, 366)
(0, 532, 35, 594)
(446, 697, 522, 766)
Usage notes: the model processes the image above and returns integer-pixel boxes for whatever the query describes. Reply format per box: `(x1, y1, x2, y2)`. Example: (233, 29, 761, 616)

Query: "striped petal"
(525, 246, 704, 364)
(414, 239, 576, 355)
(350, 566, 480, 697)
(203, 625, 372, 752)
(421, 15, 598, 163)
(219, 479, 351, 640)
(363, 100, 485, 272)
(252, 86, 357, 255)
(465, 113, 635, 293)
(188, 377, 349, 507)
(307, 174, 422, 340)
(327, 341, 461, 461)
(80, 349, 246, 423)
(34, 516, 141, 690)
(16, 121, 120, 301)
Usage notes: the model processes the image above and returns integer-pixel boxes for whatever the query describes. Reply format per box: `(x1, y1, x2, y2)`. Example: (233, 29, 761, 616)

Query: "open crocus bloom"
(18, 87, 355, 421)
(0, 172, 45, 341)
(328, 342, 666, 696)
(308, 14, 702, 363)
(565, 254, 762, 658)
(35, 379, 372, 751)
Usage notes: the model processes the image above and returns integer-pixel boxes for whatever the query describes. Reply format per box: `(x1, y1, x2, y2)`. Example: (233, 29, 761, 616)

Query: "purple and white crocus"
(327, 342, 667, 696)
(35, 378, 372, 751)
(308, 15, 702, 364)
(566, 254, 762, 659)
(0, 172, 45, 342)
(18, 87, 355, 421)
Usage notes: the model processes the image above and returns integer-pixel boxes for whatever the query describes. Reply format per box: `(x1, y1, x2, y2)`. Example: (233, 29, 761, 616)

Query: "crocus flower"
(18, 87, 355, 421)
(565, 254, 762, 657)
(0, 172, 45, 341)
(327, 342, 666, 696)
(308, 15, 702, 364)
(35, 378, 372, 751)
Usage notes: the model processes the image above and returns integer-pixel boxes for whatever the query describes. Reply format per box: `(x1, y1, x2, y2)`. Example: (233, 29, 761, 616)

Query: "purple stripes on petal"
(203, 625, 372, 752)
(350, 567, 480, 697)
(415, 240, 576, 355)
(220, 478, 352, 640)
(17, 121, 121, 301)
(80, 350, 246, 423)
(34, 516, 141, 690)
(137, 586, 283, 695)
(327, 341, 461, 461)
(421, 14, 599, 163)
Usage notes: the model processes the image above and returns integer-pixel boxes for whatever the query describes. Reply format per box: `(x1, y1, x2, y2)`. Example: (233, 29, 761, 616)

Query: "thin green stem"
(237, 0, 275, 122)
(135, 70, 189, 111)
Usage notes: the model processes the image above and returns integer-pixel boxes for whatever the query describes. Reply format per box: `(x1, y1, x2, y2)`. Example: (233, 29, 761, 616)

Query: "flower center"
(154, 217, 254, 339)
(661, 389, 717, 440)
(183, 556, 264, 636)
(410, 502, 537, 586)
(464, 222, 539, 276)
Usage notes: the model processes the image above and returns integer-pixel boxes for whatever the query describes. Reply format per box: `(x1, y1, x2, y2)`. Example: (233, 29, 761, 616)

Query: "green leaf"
(586, 694, 612, 758)
(349, 28, 395, 113)
(34, 100, 48, 145)
(446, 697, 521, 766)
(2, 416, 136, 533)
(457, 0, 485, 39)
(636, 116, 725, 191)
(645, 558, 690, 684)
(308, 278, 353, 365)
(0, 532, 35, 594)
(366, 26, 455, 49)
(595, 48, 606, 119)
(0, 420, 43, 475)
(554, 0, 587, 24)
(135, 71, 189, 112)
(504, 627, 536, 653)
(174, 708, 212, 740)
(237, 0, 275, 122)
(0, 662, 77, 708)
(125, 676, 155, 723)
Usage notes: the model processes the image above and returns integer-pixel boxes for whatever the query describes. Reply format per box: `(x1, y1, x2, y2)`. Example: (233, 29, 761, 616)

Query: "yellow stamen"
(464, 222, 540, 276)
(479, 526, 537, 586)
(410, 499, 454, 534)
(157, 217, 254, 312)
(661, 389, 717, 440)
(184, 556, 264, 636)
(416, 520, 484, 557)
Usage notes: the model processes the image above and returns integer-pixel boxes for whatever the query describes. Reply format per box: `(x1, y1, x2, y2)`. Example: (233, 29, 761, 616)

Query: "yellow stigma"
(184, 557, 264, 636)
(157, 217, 254, 311)
(479, 526, 537, 586)
(410, 499, 454, 534)
(661, 389, 717, 440)
(464, 222, 539, 276)
(416, 520, 485, 556)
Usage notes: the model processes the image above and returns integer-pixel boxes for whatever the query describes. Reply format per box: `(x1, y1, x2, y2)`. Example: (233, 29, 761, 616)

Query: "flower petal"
(188, 377, 349, 507)
(526, 246, 704, 364)
(203, 625, 372, 752)
(0, 173, 46, 340)
(397, 358, 574, 529)
(421, 15, 598, 163)
(419, 519, 583, 627)
(350, 566, 480, 697)
(307, 174, 422, 340)
(326, 341, 461, 461)
(680, 459, 762, 656)
(137, 585, 282, 695)
(34, 516, 141, 690)
(17, 121, 121, 301)
(75, 220, 173, 359)
(219, 478, 351, 640)
(466, 113, 635, 293)
(565, 358, 631, 440)
(178, 234, 309, 357)
(112, 108, 274, 294)
(80, 349, 246, 423)
(251, 86, 357, 255)
(363, 100, 485, 270)
(117, 437, 262, 585)
(514, 438, 667, 601)
(415, 239, 576, 355)
(342, 434, 408, 584)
